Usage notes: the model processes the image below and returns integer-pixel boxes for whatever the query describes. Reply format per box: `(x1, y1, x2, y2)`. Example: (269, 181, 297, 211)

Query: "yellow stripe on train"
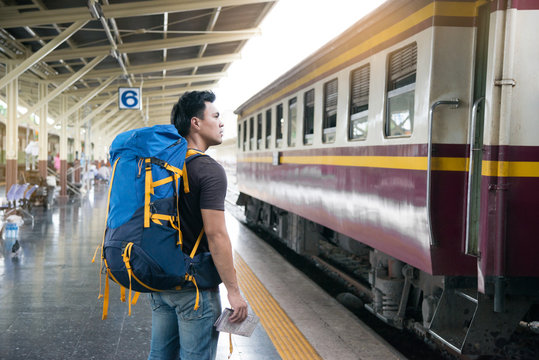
(482, 160, 539, 178)
(239, 155, 468, 171)
(239, 155, 539, 177)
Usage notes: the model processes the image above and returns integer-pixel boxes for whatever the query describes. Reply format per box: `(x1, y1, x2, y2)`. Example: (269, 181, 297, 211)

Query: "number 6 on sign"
(119, 87, 142, 110)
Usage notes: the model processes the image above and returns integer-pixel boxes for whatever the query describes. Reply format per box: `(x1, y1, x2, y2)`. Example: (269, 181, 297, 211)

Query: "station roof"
(0, 0, 275, 128)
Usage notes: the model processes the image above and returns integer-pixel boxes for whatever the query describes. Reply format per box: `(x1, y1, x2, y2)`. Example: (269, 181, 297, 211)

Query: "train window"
(303, 89, 314, 145)
(237, 123, 241, 149)
(323, 79, 338, 143)
(349, 64, 370, 140)
(256, 113, 262, 149)
(249, 117, 254, 150)
(243, 119, 247, 151)
(288, 98, 297, 147)
(265, 109, 272, 149)
(386, 43, 417, 137)
(276, 103, 283, 148)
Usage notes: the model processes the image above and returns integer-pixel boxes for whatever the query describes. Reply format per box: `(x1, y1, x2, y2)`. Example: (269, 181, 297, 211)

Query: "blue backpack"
(93, 125, 221, 319)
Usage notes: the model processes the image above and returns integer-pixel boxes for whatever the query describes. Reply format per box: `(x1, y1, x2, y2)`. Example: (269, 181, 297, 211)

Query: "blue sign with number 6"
(119, 88, 141, 110)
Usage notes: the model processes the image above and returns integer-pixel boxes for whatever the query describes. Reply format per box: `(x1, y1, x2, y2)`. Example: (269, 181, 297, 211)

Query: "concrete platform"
(0, 185, 404, 359)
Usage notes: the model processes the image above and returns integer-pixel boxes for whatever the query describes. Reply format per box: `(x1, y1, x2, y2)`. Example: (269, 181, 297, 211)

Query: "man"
(148, 91, 248, 360)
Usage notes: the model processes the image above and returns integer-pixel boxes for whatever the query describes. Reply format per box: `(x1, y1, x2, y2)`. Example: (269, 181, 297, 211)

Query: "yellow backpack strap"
(182, 151, 207, 312)
(180, 228, 206, 311)
(94, 157, 120, 304)
(152, 176, 174, 188)
(189, 228, 205, 259)
(186, 149, 205, 157)
(102, 270, 110, 320)
(122, 242, 135, 316)
(183, 149, 206, 194)
(151, 214, 180, 231)
(184, 273, 200, 310)
(182, 162, 190, 194)
(144, 158, 152, 228)
(131, 292, 141, 305)
(177, 150, 205, 245)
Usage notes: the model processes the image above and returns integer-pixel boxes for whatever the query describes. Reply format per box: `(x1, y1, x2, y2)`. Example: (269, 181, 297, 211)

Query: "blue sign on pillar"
(118, 87, 142, 110)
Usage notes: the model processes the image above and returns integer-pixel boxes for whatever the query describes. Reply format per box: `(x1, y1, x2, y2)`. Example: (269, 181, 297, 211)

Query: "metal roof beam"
(86, 84, 209, 105)
(98, 110, 131, 132)
(0, 7, 91, 28)
(146, 99, 178, 108)
(0, 0, 274, 28)
(90, 106, 120, 129)
(100, 111, 137, 133)
(0, 20, 87, 89)
(142, 86, 214, 98)
(114, 115, 139, 135)
(52, 53, 239, 82)
(19, 54, 107, 123)
(80, 97, 117, 127)
(148, 111, 174, 119)
(43, 30, 258, 62)
(53, 76, 117, 126)
(64, 73, 224, 96)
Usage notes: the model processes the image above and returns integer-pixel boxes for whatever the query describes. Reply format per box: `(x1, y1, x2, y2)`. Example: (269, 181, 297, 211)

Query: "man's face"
(197, 101, 223, 146)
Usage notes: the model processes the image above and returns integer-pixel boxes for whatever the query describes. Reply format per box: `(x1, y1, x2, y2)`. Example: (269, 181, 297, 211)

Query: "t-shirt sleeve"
(198, 160, 227, 211)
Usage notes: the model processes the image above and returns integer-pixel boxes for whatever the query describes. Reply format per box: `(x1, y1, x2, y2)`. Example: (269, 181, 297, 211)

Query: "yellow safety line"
(235, 256, 313, 359)
(234, 253, 322, 360)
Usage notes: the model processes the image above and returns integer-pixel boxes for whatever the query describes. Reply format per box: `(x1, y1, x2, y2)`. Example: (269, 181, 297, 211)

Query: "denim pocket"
(176, 290, 205, 320)
(149, 293, 165, 311)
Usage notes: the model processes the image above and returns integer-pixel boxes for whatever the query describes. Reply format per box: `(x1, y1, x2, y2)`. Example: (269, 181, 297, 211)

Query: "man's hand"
(201, 209, 248, 323)
(228, 290, 248, 323)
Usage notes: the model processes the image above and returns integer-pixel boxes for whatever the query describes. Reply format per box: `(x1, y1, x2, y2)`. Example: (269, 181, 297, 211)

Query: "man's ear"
(191, 116, 200, 129)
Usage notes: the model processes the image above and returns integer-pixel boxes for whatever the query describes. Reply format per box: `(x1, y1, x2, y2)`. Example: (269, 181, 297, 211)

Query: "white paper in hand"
(214, 308, 260, 337)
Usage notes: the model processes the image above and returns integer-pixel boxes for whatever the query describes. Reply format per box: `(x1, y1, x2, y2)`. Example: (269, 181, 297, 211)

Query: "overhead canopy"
(0, 0, 276, 128)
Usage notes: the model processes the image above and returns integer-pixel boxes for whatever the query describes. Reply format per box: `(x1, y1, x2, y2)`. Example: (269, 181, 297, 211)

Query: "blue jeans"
(148, 288, 221, 360)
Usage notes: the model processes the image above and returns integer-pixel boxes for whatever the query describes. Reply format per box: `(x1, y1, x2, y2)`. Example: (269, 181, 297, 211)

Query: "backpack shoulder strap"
(182, 149, 208, 258)
(185, 149, 206, 163)
(182, 149, 207, 193)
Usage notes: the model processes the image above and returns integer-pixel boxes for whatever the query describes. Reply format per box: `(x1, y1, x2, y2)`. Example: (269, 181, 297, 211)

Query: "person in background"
(96, 161, 111, 183)
(54, 153, 60, 173)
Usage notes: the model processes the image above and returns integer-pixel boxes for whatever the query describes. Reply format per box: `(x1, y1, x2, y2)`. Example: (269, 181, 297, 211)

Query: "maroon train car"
(235, 0, 539, 356)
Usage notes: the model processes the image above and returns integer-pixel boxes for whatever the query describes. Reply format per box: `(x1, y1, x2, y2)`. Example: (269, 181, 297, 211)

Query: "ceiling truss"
(0, 0, 276, 133)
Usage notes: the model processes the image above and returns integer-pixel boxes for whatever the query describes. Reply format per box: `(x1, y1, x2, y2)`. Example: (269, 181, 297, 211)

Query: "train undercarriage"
(238, 194, 539, 358)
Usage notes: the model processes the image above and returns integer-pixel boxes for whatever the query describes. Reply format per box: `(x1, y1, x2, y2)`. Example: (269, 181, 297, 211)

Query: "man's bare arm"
(201, 209, 248, 323)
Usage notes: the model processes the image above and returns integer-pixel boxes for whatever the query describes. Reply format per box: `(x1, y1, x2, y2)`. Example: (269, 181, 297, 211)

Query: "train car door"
(465, 3, 489, 256)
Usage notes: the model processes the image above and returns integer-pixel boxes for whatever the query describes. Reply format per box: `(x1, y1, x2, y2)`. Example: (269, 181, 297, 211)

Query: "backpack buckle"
(149, 157, 167, 168)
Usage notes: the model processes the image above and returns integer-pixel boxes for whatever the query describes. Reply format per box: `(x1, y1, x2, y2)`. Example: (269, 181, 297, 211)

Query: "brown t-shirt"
(179, 153, 227, 255)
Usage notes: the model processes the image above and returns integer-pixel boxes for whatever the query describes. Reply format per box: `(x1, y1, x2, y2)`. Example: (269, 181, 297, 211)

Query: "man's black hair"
(170, 91, 216, 137)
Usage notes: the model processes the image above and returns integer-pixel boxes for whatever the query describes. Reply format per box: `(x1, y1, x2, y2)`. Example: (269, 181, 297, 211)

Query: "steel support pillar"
(74, 110, 81, 183)
(38, 83, 49, 179)
(58, 96, 69, 204)
(5, 64, 18, 195)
